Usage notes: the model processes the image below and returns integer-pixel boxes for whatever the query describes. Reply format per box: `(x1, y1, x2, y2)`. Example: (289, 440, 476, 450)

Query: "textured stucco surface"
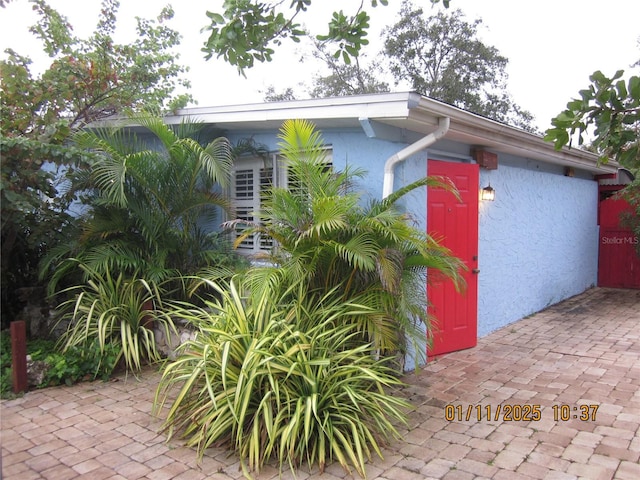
(477, 157, 599, 336)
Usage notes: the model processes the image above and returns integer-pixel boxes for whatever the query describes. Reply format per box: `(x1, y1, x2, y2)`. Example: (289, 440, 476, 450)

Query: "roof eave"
(165, 92, 617, 175)
(407, 96, 618, 175)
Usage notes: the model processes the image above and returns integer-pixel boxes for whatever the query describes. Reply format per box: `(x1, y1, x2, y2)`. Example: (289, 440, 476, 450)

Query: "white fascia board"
(164, 92, 417, 128)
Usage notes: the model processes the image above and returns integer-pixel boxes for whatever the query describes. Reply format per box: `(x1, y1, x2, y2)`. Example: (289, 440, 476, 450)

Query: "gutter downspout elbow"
(382, 117, 450, 198)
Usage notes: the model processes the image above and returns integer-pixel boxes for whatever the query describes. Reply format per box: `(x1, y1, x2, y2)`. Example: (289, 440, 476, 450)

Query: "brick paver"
(2, 287, 639, 479)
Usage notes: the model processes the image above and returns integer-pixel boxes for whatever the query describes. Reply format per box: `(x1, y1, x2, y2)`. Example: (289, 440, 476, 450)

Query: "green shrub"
(41, 115, 235, 297)
(37, 341, 120, 385)
(155, 280, 410, 477)
(0, 335, 118, 397)
(56, 265, 177, 373)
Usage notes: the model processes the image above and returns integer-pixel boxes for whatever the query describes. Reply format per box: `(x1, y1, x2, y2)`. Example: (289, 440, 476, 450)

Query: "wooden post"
(10, 321, 28, 394)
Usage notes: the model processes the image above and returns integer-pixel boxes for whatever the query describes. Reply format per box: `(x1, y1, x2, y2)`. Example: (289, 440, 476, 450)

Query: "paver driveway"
(2, 287, 639, 479)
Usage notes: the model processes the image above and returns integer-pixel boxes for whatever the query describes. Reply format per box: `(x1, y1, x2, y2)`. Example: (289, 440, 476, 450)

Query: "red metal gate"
(598, 194, 640, 289)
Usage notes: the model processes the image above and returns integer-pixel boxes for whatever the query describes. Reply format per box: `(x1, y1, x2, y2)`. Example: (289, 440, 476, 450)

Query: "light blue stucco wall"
(225, 127, 600, 340)
(476, 157, 599, 336)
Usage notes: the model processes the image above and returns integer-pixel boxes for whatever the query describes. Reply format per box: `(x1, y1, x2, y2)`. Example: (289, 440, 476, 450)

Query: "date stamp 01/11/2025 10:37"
(444, 404, 600, 423)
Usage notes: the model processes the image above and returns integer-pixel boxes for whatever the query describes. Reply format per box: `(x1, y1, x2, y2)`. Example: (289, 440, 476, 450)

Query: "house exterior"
(164, 92, 618, 363)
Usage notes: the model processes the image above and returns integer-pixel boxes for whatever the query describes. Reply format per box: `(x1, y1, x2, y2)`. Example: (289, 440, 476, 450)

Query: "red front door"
(427, 160, 479, 357)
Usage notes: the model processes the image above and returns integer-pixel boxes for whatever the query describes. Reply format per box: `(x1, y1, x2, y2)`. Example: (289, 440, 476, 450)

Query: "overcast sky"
(1, 0, 639, 132)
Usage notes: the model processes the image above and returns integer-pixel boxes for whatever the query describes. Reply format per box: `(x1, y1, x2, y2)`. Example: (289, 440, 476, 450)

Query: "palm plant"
(155, 279, 410, 477)
(230, 119, 464, 363)
(42, 114, 238, 295)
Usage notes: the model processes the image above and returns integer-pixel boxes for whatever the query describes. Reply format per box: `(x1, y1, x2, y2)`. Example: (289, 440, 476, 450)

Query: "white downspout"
(382, 117, 450, 198)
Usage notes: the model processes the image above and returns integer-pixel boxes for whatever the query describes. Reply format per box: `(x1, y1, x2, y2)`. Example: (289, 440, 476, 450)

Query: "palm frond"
(326, 233, 378, 273)
(201, 137, 233, 187)
(277, 119, 328, 165)
(370, 174, 460, 217)
(129, 113, 182, 151)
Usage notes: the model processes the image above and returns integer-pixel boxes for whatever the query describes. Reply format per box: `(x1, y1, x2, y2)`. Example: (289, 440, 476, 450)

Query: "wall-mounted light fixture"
(481, 184, 495, 201)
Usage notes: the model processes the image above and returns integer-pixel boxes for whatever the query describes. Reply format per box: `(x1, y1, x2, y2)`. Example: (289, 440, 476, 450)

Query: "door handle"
(472, 268, 480, 274)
